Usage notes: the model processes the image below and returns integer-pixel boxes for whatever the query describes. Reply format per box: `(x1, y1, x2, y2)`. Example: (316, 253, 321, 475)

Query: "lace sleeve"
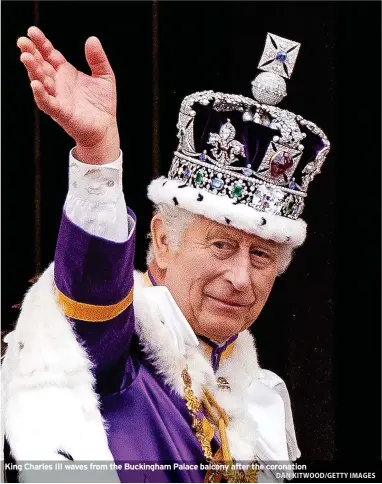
(64, 148, 134, 242)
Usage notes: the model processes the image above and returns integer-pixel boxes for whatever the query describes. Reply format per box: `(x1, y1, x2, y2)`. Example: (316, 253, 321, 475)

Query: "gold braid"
(182, 368, 259, 483)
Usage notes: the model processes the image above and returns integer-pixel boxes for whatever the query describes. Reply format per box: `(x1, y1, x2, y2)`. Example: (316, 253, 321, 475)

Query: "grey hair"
(146, 203, 295, 275)
(146, 203, 197, 266)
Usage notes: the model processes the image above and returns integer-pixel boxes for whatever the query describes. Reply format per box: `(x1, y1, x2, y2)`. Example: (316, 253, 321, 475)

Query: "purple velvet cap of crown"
(192, 103, 325, 185)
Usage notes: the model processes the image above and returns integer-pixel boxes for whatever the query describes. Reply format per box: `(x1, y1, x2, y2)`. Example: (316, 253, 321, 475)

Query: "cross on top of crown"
(258, 33, 301, 79)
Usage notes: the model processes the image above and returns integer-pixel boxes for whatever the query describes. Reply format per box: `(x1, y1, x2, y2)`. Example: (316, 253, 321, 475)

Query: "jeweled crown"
(167, 33, 330, 221)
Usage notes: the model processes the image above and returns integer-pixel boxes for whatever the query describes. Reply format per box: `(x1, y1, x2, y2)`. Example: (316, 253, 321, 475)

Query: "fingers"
(17, 29, 59, 97)
(27, 26, 66, 70)
(20, 52, 56, 96)
(30, 80, 59, 117)
(85, 36, 114, 78)
(17, 36, 56, 79)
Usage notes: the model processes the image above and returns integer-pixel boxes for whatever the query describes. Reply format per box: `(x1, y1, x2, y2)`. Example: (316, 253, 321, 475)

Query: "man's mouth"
(206, 295, 251, 308)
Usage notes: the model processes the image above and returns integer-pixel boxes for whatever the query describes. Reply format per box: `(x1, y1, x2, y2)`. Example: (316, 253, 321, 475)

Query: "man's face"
(163, 216, 280, 343)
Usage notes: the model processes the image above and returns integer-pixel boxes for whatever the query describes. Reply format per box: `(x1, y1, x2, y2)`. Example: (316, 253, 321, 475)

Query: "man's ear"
(150, 215, 172, 270)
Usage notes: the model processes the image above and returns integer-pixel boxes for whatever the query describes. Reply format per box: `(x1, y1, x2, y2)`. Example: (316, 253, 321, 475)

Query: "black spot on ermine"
(57, 450, 73, 461)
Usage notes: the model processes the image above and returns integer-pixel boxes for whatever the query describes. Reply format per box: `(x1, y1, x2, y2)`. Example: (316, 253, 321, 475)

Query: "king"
(3, 28, 330, 483)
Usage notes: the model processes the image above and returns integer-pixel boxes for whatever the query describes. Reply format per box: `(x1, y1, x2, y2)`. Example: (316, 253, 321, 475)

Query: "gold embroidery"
(182, 368, 259, 483)
(202, 417, 215, 442)
(182, 369, 213, 460)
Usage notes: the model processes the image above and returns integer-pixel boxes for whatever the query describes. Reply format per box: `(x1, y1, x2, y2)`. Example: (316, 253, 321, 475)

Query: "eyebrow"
(205, 226, 237, 241)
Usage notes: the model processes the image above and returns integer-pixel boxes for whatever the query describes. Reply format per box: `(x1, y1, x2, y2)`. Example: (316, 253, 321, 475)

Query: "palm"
(54, 63, 116, 145)
(18, 27, 117, 147)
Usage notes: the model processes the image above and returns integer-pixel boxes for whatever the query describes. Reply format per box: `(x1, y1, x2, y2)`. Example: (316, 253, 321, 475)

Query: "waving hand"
(17, 26, 119, 163)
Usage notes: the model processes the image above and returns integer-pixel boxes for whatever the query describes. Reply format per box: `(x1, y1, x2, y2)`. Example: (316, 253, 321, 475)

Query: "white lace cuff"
(64, 148, 133, 242)
(68, 147, 123, 204)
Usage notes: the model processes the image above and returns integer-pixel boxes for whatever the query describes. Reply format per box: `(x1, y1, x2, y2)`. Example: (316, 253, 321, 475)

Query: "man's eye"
(251, 249, 266, 257)
(213, 241, 235, 251)
(213, 241, 228, 249)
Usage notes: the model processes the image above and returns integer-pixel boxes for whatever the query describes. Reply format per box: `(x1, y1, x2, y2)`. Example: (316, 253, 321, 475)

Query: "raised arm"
(17, 27, 136, 388)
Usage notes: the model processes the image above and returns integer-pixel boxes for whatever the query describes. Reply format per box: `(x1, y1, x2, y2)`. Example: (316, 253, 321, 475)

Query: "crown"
(148, 33, 330, 247)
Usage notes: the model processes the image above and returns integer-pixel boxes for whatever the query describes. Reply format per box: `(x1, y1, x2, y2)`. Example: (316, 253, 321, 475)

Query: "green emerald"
(232, 184, 243, 197)
(195, 171, 203, 184)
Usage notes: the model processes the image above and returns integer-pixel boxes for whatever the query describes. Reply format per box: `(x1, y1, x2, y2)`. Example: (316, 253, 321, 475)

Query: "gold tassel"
(218, 417, 232, 464)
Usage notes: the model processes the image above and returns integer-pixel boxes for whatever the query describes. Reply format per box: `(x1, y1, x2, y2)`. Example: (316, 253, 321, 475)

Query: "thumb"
(85, 36, 114, 77)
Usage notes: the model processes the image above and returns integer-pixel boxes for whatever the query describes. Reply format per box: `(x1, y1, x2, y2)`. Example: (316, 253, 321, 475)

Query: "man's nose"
(225, 253, 252, 291)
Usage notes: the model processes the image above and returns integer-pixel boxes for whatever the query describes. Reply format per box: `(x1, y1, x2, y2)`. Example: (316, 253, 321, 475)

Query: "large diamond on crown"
(252, 184, 285, 215)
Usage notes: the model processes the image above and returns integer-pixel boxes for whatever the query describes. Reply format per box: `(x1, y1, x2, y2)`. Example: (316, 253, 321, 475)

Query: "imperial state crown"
(148, 33, 330, 248)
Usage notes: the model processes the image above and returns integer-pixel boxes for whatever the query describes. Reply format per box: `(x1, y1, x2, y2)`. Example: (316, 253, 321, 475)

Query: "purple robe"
(54, 209, 238, 483)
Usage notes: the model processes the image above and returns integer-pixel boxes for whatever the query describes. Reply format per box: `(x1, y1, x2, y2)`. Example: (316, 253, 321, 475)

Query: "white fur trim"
(1, 263, 120, 482)
(147, 177, 307, 247)
(2, 265, 299, 479)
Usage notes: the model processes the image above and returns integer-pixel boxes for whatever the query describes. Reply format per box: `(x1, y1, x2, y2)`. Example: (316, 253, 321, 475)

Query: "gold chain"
(181, 368, 258, 483)
(183, 368, 214, 460)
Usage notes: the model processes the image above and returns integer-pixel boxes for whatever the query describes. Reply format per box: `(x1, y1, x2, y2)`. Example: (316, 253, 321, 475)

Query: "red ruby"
(270, 151, 293, 177)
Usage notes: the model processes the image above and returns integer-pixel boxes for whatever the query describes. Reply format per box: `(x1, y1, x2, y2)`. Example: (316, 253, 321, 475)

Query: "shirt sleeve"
(54, 149, 137, 389)
(64, 147, 133, 242)
(258, 369, 301, 462)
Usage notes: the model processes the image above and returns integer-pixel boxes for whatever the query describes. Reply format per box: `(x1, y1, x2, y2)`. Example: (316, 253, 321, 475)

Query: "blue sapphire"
(199, 153, 206, 161)
(211, 177, 224, 190)
(275, 50, 287, 63)
(289, 181, 297, 190)
(183, 168, 191, 179)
